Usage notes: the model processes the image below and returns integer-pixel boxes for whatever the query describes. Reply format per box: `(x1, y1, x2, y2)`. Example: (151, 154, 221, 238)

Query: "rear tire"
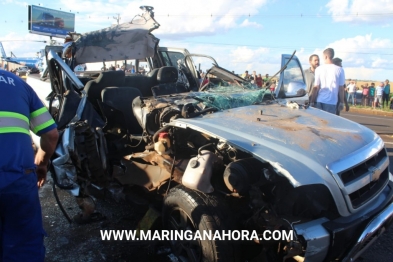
(163, 185, 235, 262)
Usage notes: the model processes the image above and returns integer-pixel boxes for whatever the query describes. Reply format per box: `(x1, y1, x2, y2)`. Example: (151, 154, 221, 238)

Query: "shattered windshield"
(176, 83, 268, 110)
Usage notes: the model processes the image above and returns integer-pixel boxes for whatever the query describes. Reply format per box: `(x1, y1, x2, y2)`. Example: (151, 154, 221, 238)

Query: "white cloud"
(58, 0, 268, 37)
(326, 0, 393, 23)
(230, 46, 269, 63)
(226, 46, 280, 75)
(239, 19, 263, 28)
(327, 34, 393, 67)
(1, 33, 48, 57)
(344, 67, 383, 81)
(371, 58, 390, 68)
(158, 39, 281, 75)
(1, 0, 27, 7)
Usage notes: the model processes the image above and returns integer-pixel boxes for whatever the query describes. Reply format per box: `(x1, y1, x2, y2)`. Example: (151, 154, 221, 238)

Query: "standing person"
(369, 83, 375, 107)
(311, 48, 345, 114)
(374, 82, 384, 109)
(255, 73, 263, 88)
(346, 80, 356, 105)
(242, 70, 250, 80)
(250, 71, 256, 84)
(263, 74, 269, 83)
(0, 69, 58, 261)
(332, 57, 349, 115)
(382, 79, 390, 108)
(270, 80, 276, 93)
(304, 54, 320, 103)
(362, 83, 369, 106)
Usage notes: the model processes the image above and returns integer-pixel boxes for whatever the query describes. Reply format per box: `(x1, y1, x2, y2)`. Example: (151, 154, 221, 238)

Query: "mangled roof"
(74, 7, 160, 64)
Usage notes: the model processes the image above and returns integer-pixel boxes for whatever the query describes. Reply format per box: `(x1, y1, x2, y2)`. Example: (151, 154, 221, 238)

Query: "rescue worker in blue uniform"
(0, 69, 59, 261)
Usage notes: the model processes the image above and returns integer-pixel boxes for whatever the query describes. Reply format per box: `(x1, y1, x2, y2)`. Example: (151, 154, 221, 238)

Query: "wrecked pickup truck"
(40, 6, 393, 262)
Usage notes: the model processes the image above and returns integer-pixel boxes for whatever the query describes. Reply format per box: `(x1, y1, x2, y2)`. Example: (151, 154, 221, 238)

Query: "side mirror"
(285, 81, 306, 97)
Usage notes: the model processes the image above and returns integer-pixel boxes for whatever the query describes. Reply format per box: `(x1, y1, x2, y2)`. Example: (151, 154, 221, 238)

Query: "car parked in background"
(356, 89, 363, 105)
(27, 67, 40, 74)
(14, 66, 29, 76)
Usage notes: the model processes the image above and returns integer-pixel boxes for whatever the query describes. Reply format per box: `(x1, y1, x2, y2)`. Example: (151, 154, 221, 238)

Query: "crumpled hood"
(171, 103, 381, 187)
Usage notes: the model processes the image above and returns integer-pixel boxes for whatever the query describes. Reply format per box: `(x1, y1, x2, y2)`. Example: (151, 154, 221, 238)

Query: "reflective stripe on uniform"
(0, 111, 30, 135)
(30, 107, 55, 134)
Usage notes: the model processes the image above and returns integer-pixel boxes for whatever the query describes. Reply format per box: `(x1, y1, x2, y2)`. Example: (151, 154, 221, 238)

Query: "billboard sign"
(28, 5, 75, 37)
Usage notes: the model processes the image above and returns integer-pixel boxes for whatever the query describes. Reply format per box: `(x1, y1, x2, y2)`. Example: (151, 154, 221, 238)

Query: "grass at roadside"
(352, 104, 392, 112)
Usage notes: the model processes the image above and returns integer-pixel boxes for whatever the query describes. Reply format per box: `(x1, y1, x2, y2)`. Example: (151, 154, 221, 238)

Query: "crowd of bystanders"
(345, 79, 391, 109)
(240, 70, 277, 91)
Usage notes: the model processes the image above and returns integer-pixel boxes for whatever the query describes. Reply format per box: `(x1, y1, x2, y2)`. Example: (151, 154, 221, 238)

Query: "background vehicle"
(14, 66, 29, 76)
(37, 6, 393, 262)
(27, 67, 40, 74)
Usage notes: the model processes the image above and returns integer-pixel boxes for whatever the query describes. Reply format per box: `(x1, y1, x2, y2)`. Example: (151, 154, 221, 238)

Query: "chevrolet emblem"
(368, 166, 379, 182)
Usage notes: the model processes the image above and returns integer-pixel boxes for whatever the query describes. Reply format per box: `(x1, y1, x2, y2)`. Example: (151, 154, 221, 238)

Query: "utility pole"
(113, 14, 121, 25)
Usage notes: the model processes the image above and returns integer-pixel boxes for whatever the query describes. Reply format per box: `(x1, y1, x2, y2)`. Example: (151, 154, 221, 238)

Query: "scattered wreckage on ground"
(37, 6, 393, 262)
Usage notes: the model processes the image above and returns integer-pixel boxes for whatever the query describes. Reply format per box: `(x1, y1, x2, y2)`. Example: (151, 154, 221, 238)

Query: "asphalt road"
(341, 111, 393, 135)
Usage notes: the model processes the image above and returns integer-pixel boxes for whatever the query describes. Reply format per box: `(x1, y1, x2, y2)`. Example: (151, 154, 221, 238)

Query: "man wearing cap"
(382, 79, 390, 108)
(311, 48, 345, 114)
(304, 54, 320, 104)
(0, 69, 59, 261)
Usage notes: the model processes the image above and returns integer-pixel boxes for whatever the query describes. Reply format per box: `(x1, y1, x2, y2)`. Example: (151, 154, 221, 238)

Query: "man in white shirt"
(374, 82, 384, 109)
(346, 81, 356, 105)
(332, 57, 350, 115)
(311, 48, 345, 114)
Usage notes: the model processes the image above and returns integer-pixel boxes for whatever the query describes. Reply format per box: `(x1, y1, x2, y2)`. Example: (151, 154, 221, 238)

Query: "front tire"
(163, 185, 235, 262)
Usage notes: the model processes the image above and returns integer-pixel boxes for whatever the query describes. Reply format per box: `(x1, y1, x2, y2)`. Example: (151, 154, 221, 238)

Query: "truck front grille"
(348, 169, 389, 208)
(338, 148, 389, 210)
(340, 149, 387, 184)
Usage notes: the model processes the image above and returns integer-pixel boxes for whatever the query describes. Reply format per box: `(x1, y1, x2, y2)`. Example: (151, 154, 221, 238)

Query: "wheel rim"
(167, 208, 202, 262)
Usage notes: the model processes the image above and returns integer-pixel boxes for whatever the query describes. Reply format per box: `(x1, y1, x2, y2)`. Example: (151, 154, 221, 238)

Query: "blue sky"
(1, 0, 392, 81)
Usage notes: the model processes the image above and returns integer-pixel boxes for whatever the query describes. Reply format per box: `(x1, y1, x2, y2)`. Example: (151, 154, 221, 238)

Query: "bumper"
(342, 202, 393, 261)
(294, 179, 393, 262)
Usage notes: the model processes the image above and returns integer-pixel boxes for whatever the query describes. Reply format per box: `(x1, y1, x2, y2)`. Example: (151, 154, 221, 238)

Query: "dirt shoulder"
(348, 107, 393, 117)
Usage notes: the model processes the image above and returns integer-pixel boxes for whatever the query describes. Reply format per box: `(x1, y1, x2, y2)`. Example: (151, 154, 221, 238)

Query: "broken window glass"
(182, 83, 268, 110)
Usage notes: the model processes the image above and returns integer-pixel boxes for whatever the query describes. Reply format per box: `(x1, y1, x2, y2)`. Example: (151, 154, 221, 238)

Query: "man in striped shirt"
(0, 69, 59, 261)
